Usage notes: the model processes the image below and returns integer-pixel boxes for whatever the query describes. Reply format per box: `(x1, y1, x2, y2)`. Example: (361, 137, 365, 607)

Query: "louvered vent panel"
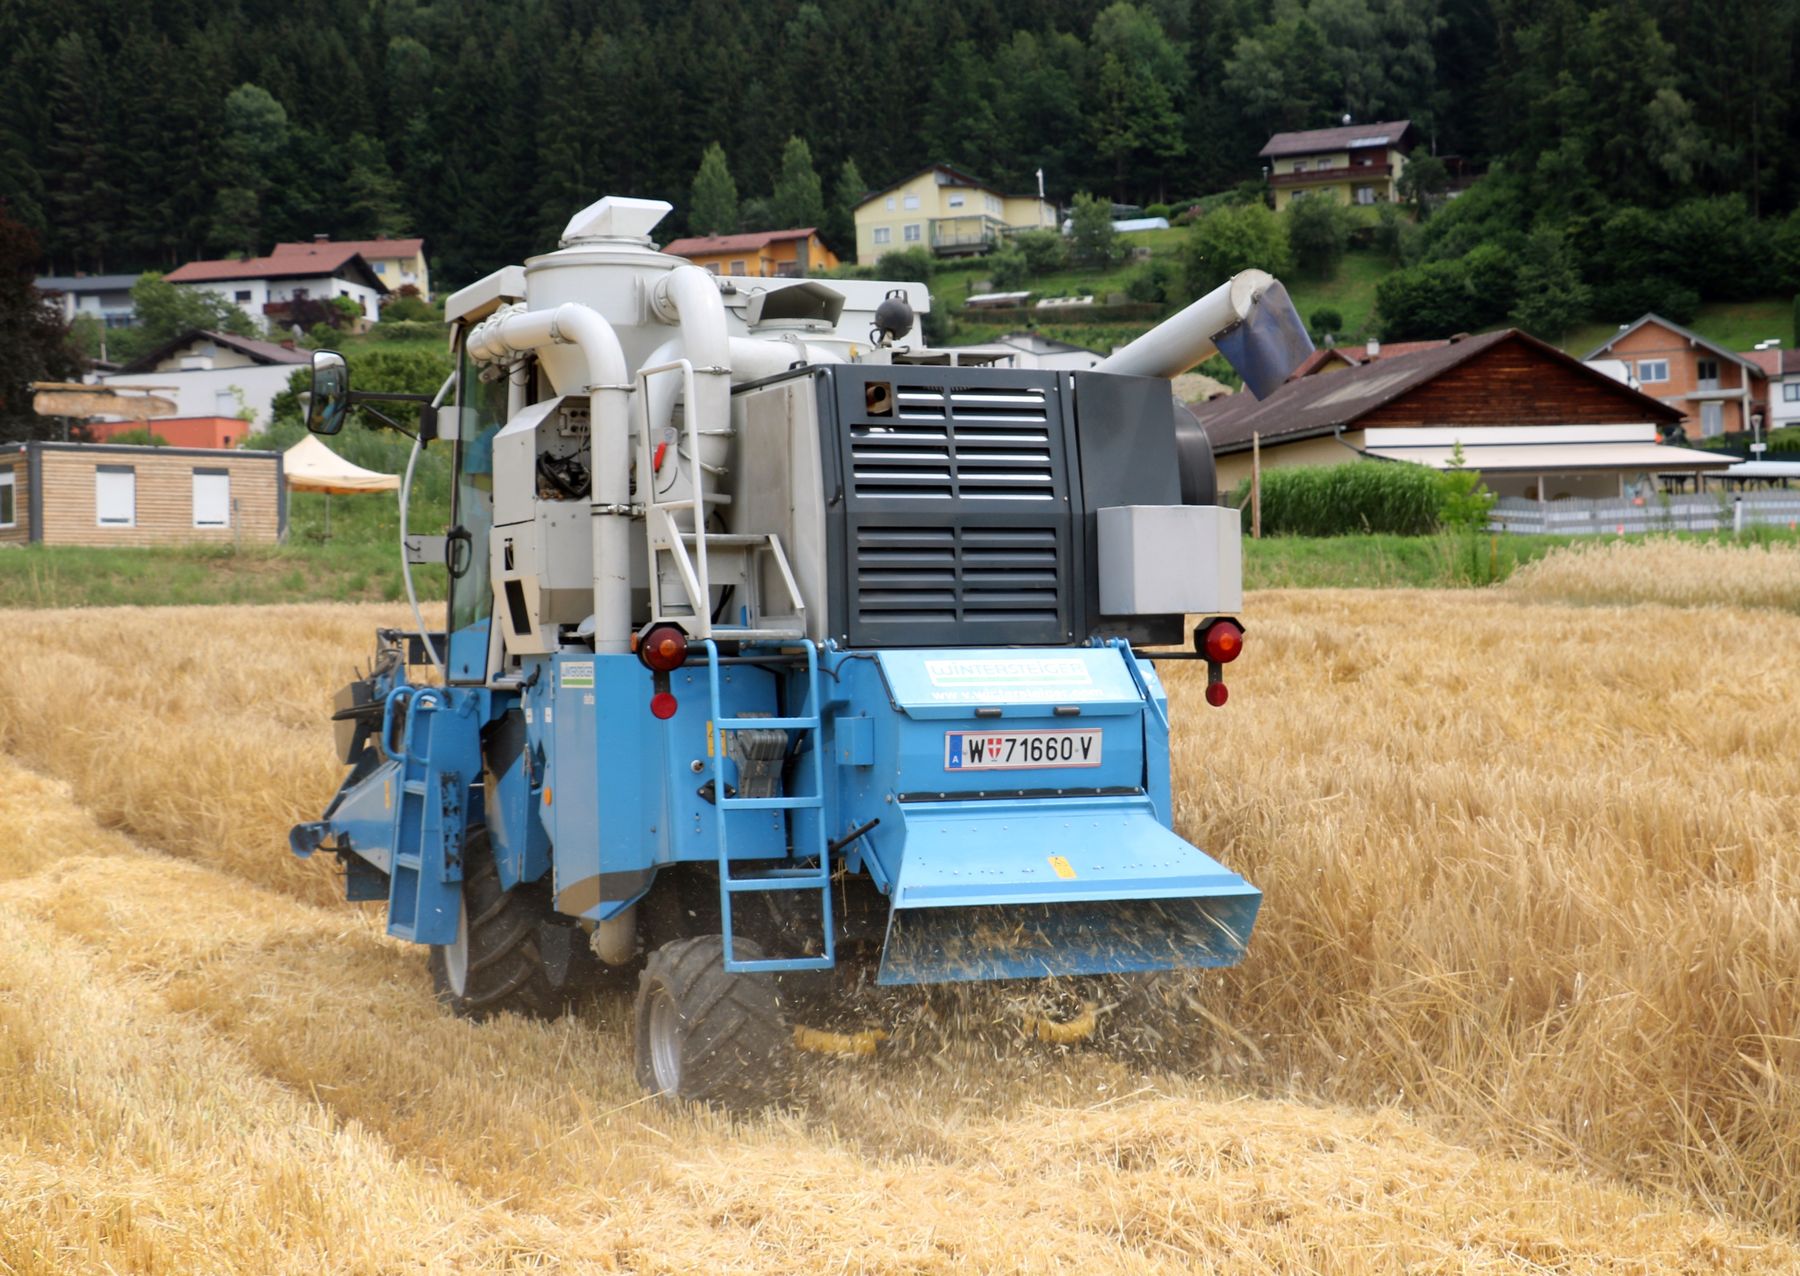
(853, 526, 1060, 628)
(850, 385, 1054, 502)
(836, 369, 1071, 646)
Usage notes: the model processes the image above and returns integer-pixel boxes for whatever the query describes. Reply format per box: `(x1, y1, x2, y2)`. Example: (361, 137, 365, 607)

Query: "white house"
(272, 236, 430, 300)
(96, 329, 311, 429)
(34, 273, 139, 330)
(166, 248, 387, 331)
(1746, 347, 1800, 431)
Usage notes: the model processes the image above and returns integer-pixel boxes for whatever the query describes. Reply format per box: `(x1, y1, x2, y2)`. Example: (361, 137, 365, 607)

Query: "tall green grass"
(1229, 461, 1443, 537)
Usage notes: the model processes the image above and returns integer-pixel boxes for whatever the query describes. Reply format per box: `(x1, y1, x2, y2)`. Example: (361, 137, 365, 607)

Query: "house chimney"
(313, 233, 329, 243)
(1449, 331, 1470, 343)
(1365, 338, 1379, 359)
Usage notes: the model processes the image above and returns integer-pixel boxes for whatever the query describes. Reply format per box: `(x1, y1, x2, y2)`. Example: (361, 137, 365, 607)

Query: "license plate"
(944, 729, 1102, 771)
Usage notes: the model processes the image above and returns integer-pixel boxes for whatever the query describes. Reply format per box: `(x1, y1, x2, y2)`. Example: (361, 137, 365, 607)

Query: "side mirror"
(306, 350, 351, 436)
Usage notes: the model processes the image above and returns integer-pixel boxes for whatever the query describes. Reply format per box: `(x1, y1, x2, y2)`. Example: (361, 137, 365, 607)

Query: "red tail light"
(1205, 681, 1229, 707)
(649, 691, 679, 720)
(1200, 619, 1244, 664)
(636, 623, 689, 673)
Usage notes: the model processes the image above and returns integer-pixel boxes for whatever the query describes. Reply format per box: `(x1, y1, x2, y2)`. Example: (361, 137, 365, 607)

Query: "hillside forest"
(5, 0, 1799, 280)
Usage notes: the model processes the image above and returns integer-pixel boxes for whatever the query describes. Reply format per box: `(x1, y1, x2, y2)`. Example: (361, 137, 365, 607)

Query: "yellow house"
(272, 236, 431, 300)
(853, 164, 1058, 264)
(660, 228, 838, 277)
(1260, 120, 1417, 211)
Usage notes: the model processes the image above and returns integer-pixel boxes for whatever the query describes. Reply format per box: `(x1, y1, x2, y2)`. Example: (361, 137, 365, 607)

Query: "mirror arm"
(351, 391, 435, 405)
(356, 402, 416, 440)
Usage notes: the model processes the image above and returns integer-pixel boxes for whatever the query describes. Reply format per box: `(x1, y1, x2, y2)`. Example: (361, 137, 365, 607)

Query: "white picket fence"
(1489, 493, 1800, 535)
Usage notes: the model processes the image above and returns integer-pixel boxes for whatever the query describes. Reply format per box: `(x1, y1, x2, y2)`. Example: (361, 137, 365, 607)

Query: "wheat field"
(2, 543, 1798, 1272)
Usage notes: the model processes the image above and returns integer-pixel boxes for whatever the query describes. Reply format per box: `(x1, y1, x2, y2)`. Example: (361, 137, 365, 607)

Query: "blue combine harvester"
(290, 196, 1310, 1105)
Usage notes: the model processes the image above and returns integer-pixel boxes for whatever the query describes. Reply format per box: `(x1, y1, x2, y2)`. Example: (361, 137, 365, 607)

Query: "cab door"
(447, 344, 508, 684)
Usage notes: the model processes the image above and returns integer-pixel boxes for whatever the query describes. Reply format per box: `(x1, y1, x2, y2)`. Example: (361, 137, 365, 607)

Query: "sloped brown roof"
(272, 237, 424, 259)
(167, 248, 387, 292)
(661, 228, 818, 256)
(1188, 329, 1682, 454)
(118, 329, 313, 375)
(1259, 120, 1416, 159)
(1289, 339, 1449, 378)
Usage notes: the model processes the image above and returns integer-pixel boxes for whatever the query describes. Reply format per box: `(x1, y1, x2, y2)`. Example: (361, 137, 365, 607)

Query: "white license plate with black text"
(944, 729, 1102, 771)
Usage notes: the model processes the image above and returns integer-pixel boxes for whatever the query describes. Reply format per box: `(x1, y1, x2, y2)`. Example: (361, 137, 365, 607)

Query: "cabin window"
(0, 470, 14, 528)
(96, 465, 135, 527)
(193, 469, 230, 527)
(1637, 359, 1669, 383)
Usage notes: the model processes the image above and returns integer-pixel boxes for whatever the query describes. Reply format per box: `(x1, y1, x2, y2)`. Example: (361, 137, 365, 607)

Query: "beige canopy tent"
(283, 434, 401, 494)
(283, 435, 400, 538)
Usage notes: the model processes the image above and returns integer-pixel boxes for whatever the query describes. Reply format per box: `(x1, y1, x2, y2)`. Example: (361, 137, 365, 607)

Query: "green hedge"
(1228, 462, 1443, 537)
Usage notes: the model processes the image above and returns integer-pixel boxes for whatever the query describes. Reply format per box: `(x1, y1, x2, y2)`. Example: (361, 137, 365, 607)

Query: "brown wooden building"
(1188, 329, 1728, 499)
(0, 442, 285, 547)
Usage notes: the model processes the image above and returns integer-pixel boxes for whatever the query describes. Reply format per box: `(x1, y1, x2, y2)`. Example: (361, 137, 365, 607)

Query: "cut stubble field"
(0, 540, 1797, 1273)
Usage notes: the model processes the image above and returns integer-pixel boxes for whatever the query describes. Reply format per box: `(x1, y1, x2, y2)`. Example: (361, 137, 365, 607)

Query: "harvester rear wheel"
(634, 935, 791, 1108)
(428, 827, 586, 1020)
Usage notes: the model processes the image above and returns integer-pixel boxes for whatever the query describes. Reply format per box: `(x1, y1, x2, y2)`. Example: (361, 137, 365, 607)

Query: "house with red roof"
(166, 247, 388, 332)
(272, 235, 430, 300)
(659, 228, 838, 278)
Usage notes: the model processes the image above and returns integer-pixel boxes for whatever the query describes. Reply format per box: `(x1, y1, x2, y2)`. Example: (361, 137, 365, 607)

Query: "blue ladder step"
(723, 873, 830, 894)
(715, 715, 820, 730)
(402, 779, 427, 796)
(728, 954, 835, 973)
(395, 851, 422, 871)
(718, 794, 823, 811)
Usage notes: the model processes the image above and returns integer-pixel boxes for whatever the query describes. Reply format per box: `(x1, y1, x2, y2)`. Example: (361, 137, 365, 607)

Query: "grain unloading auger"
(289, 197, 1312, 1105)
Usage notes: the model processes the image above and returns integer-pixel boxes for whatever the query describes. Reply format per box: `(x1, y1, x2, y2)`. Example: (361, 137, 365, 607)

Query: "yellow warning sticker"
(383, 779, 392, 811)
(1048, 855, 1077, 880)
(706, 720, 715, 757)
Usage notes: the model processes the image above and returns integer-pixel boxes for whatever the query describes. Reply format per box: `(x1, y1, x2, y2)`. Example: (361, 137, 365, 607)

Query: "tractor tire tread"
(429, 828, 584, 1021)
(634, 935, 790, 1108)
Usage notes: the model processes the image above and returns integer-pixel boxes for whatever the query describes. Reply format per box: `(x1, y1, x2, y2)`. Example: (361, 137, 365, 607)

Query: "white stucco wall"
(97, 363, 304, 430)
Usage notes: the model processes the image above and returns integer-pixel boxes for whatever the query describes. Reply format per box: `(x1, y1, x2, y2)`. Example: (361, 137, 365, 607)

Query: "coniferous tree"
(825, 157, 866, 256)
(771, 136, 825, 230)
(691, 143, 739, 236)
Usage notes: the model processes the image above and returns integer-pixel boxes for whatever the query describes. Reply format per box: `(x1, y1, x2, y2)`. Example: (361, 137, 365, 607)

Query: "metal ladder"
(701, 639, 835, 974)
(637, 358, 807, 641)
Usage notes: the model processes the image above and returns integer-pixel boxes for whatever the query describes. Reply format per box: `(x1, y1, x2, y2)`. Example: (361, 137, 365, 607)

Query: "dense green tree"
(1509, 227, 1590, 341)
(1286, 195, 1351, 277)
(210, 84, 289, 255)
(0, 208, 79, 442)
(1396, 154, 1450, 219)
(690, 143, 739, 236)
(1069, 192, 1123, 268)
(1182, 203, 1291, 296)
(825, 157, 865, 258)
(110, 273, 258, 363)
(770, 136, 825, 230)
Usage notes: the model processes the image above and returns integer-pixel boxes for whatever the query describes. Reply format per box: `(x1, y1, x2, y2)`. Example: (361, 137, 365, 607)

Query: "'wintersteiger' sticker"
(562, 661, 595, 689)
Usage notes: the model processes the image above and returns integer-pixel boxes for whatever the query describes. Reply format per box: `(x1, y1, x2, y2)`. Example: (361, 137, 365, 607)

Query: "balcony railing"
(930, 214, 1007, 254)
(1270, 162, 1393, 188)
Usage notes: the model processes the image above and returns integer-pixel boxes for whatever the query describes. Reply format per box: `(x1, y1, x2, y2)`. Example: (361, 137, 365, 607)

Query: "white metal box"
(1097, 505, 1243, 616)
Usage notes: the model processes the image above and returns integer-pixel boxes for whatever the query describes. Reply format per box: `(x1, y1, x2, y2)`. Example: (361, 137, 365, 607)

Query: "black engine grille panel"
(828, 367, 1075, 647)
